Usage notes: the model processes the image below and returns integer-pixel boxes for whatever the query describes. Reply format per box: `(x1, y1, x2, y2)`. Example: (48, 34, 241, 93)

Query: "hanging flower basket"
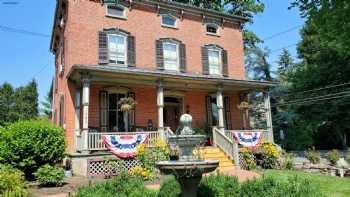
(237, 101, 252, 110)
(118, 97, 137, 112)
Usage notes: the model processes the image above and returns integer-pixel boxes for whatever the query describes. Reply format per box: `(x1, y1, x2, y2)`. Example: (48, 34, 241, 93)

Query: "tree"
(0, 83, 14, 125)
(277, 49, 294, 76)
(245, 46, 273, 81)
(41, 80, 53, 117)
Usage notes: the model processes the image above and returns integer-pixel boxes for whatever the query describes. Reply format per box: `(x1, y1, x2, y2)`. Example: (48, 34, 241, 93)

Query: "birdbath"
(156, 114, 219, 197)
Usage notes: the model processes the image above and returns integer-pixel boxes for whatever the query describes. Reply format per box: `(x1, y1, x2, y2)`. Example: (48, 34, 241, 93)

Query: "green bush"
(241, 148, 257, 170)
(75, 172, 157, 197)
(240, 176, 324, 197)
(158, 176, 181, 197)
(34, 164, 65, 186)
(325, 149, 340, 165)
(198, 173, 240, 197)
(0, 164, 27, 197)
(281, 152, 294, 170)
(304, 147, 320, 164)
(0, 119, 65, 177)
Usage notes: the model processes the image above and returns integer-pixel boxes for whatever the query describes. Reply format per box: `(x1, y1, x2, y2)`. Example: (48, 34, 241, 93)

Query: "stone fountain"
(156, 114, 219, 197)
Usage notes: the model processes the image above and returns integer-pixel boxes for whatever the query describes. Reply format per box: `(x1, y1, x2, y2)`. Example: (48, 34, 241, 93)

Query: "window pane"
(163, 42, 178, 71)
(207, 25, 218, 34)
(208, 49, 221, 75)
(108, 34, 126, 64)
(162, 15, 176, 26)
(107, 6, 124, 17)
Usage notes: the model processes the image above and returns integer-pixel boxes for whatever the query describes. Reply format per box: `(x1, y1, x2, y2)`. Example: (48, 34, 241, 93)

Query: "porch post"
(216, 85, 225, 131)
(264, 91, 274, 142)
(74, 88, 81, 152)
(81, 75, 91, 152)
(157, 80, 165, 139)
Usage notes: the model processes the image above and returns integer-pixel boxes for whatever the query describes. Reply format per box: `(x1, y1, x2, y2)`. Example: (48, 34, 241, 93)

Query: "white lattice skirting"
(88, 158, 141, 177)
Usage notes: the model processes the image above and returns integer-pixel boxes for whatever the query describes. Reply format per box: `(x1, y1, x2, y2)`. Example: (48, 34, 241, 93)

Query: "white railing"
(164, 127, 175, 140)
(225, 129, 270, 142)
(213, 127, 239, 166)
(87, 131, 160, 151)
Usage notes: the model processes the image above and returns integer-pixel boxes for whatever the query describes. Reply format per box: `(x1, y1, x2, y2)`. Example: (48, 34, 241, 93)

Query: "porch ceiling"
(67, 64, 276, 91)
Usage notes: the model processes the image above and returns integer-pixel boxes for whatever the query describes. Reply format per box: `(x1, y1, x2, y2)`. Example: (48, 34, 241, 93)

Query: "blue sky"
(0, 0, 303, 108)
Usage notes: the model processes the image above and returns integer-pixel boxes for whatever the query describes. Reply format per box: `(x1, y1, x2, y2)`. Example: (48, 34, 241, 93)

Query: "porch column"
(157, 80, 165, 139)
(264, 91, 274, 142)
(81, 75, 91, 152)
(74, 88, 81, 152)
(216, 85, 225, 131)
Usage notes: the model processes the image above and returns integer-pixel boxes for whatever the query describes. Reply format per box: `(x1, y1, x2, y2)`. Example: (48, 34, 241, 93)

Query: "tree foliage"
(40, 80, 53, 117)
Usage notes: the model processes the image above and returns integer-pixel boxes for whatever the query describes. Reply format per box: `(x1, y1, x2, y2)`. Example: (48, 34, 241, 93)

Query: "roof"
(67, 64, 276, 91)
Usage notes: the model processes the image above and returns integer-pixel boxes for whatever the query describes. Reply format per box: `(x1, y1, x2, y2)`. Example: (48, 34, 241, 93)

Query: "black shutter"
(98, 31, 108, 64)
(222, 49, 228, 76)
(156, 40, 164, 70)
(127, 35, 136, 67)
(179, 43, 186, 73)
(224, 96, 232, 130)
(205, 96, 213, 126)
(127, 92, 136, 130)
(59, 95, 64, 127)
(201, 46, 209, 75)
(100, 91, 108, 132)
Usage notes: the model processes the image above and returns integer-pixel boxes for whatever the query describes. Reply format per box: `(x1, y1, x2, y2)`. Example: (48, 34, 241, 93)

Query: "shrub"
(129, 166, 151, 180)
(34, 164, 65, 186)
(158, 176, 181, 197)
(0, 120, 65, 177)
(280, 152, 294, 170)
(325, 149, 340, 165)
(198, 173, 240, 197)
(75, 172, 157, 197)
(0, 164, 27, 197)
(258, 142, 280, 169)
(304, 147, 320, 164)
(240, 148, 256, 170)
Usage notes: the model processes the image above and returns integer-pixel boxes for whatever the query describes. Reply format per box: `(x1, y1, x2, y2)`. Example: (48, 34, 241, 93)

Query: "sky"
(0, 0, 303, 109)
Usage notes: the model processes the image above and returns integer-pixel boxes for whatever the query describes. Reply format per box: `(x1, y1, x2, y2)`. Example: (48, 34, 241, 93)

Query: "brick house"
(50, 0, 274, 176)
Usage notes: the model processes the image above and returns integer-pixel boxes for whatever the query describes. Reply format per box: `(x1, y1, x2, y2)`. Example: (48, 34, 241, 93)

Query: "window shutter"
(201, 46, 209, 75)
(222, 49, 228, 76)
(59, 95, 64, 127)
(224, 96, 232, 130)
(100, 91, 108, 132)
(179, 43, 186, 73)
(156, 40, 164, 70)
(127, 35, 136, 67)
(127, 92, 136, 130)
(98, 31, 108, 64)
(205, 96, 213, 126)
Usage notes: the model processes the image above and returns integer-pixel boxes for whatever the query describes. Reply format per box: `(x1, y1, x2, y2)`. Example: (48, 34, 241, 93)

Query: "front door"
(164, 97, 182, 132)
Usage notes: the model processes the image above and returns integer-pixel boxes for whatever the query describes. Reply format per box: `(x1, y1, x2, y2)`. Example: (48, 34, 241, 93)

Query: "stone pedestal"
(178, 176, 202, 197)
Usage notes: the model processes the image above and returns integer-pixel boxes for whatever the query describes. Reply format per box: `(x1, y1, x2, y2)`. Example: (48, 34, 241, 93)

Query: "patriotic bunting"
(102, 134, 148, 158)
(233, 132, 262, 147)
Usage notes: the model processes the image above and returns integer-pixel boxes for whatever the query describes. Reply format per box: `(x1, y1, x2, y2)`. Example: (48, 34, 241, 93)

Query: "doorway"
(163, 97, 182, 132)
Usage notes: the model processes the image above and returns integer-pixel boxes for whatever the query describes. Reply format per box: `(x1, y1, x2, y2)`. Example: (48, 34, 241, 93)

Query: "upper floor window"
(156, 38, 186, 72)
(163, 42, 179, 71)
(106, 5, 126, 19)
(108, 34, 127, 65)
(206, 23, 219, 36)
(208, 48, 221, 75)
(161, 14, 177, 28)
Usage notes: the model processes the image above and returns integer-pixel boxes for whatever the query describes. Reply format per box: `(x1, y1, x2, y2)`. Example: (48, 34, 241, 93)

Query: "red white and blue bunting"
(233, 132, 262, 147)
(102, 134, 148, 158)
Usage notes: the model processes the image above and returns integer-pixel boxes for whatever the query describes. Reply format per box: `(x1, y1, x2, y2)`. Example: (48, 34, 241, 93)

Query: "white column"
(81, 76, 91, 152)
(157, 80, 165, 139)
(264, 91, 274, 142)
(74, 89, 81, 152)
(216, 85, 225, 131)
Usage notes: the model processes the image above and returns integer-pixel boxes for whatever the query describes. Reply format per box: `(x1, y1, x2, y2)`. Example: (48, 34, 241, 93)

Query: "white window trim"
(205, 23, 220, 36)
(105, 4, 127, 19)
(108, 33, 128, 66)
(160, 14, 178, 29)
(208, 47, 222, 76)
(163, 41, 180, 72)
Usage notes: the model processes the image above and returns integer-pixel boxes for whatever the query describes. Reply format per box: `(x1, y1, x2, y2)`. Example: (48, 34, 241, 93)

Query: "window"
(206, 24, 219, 35)
(208, 48, 221, 75)
(106, 5, 126, 18)
(108, 34, 127, 65)
(163, 42, 179, 71)
(161, 15, 177, 28)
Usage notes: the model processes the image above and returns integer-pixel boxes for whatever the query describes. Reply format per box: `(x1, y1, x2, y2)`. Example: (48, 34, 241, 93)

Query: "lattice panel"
(238, 152, 245, 169)
(88, 158, 141, 177)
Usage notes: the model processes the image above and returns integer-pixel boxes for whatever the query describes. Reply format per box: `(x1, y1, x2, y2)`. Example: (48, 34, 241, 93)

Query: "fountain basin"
(168, 135, 206, 160)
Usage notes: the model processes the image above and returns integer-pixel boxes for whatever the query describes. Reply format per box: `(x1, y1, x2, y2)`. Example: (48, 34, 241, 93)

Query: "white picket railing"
(87, 131, 159, 151)
(213, 127, 239, 166)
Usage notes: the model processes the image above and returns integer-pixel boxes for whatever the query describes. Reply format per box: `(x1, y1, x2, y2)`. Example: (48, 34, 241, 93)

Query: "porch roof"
(67, 64, 276, 91)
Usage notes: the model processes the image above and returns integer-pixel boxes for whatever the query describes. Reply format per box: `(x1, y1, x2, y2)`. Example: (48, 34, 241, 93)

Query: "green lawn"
(262, 170, 350, 197)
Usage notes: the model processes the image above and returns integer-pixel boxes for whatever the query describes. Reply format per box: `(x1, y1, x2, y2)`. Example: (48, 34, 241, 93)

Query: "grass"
(263, 170, 350, 197)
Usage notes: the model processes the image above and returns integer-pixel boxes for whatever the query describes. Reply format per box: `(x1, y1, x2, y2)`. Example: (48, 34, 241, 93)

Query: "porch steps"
(196, 146, 236, 171)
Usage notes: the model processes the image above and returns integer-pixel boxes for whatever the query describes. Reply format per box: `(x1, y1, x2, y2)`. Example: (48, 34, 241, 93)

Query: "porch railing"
(87, 131, 159, 151)
(224, 129, 270, 142)
(212, 127, 239, 167)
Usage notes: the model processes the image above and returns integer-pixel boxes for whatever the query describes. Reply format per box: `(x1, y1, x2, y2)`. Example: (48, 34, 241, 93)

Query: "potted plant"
(169, 145, 180, 161)
(118, 97, 137, 132)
